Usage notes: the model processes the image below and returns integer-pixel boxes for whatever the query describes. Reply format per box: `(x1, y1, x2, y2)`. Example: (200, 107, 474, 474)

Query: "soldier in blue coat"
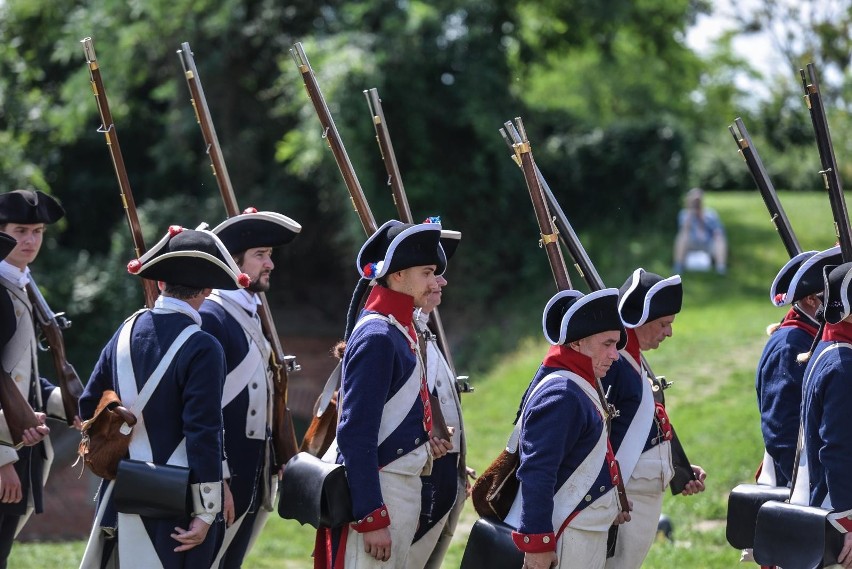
(315, 219, 448, 569)
(79, 227, 250, 569)
(407, 229, 471, 569)
(795, 261, 852, 566)
(201, 208, 301, 568)
(601, 269, 706, 569)
(510, 288, 631, 569)
(0, 190, 70, 569)
(756, 246, 839, 487)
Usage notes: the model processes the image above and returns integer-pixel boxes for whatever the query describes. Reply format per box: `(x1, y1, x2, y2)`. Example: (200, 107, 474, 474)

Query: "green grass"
(9, 191, 843, 567)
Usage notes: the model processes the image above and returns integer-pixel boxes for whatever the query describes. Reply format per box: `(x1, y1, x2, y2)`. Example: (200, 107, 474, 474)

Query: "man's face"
(574, 330, 622, 378)
(390, 265, 439, 308)
(635, 314, 676, 351)
(2, 223, 44, 269)
(239, 247, 274, 293)
(420, 274, 447, 314)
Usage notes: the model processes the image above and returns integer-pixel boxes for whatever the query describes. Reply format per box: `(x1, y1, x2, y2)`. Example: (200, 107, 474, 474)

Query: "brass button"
(415, 438, 420, 444)
(585, 495, 591, 502)
(599, 486, 606, 492)
(543, 536, 550, 544)
(366, 516, 374, 523)
(249, 430, 255, 436)
(203, 486, 211, 494)
(207, 502, 214, 509)
(380, 509, 387, 517)
(523, 536, 530, 543)
(252, 383, 258, 389)
(250, 410, 256, 416)
(397, 449, 403, 455)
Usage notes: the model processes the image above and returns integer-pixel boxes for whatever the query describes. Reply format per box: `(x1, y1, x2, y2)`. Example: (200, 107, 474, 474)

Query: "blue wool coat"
(755, 309, 817, 486)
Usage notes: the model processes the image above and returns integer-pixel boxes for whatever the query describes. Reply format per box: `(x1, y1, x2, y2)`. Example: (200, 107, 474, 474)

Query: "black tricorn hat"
(770, 250, 818, 306)
(211, 208, 302, 255)
(356, 219, 446, 279)
(618, 268, 683, 328)
(822, 262, 852, 325)
(127, 226, 249, 290)
(778, 246, 841, 306)
(0, 190, 65, 225)
(0, 232, 16, 262)
(542, 288, 627, 349)
(440, 229, 461, 262)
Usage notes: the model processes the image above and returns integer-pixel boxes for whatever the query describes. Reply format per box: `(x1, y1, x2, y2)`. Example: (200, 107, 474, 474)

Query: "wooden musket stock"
(27, 278, 84, 425)
(364, 88, 467, 388)
(178, 41, 300, 469)
(0, 368, 40, 449)
(729, 118, 802, 257)
(81, 37, 158, 308)
(800, 63, 852, 262)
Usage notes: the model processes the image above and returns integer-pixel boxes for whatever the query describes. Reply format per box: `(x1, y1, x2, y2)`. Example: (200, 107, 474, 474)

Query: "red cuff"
(511, 530, 557, 553)
(351, 505, 390, 532)
(829, 510, 852, 533)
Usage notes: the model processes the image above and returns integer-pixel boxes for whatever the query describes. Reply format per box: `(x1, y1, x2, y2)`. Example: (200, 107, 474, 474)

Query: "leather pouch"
(278, 452, 354, 529)
(725, 483, 790, 549)
(471, 449, 519, 519)
(753, 500, 844, 569)
(460, 517, 524, 569)
(113, 459, 189, 519)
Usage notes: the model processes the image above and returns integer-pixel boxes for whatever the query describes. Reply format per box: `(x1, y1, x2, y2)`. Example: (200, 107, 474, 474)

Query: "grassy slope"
(10, 191, 840, 568)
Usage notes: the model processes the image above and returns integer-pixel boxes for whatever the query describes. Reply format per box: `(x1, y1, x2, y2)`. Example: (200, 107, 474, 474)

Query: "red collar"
(363, 285, 415, 329)
(822, 320, 852, 344)
(780, 307, 819, 336)
(542, 344, 597, 388)
(623, 328, 641, 362)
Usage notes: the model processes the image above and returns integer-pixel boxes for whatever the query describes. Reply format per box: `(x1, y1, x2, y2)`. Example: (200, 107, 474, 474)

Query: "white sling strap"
(115, 311, 201, 462)
(615, 350, 656, 482)
(207, 292, 269, 408)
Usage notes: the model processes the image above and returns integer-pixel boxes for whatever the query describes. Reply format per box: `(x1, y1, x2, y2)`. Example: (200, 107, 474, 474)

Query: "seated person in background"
(673, 187, 728, 274)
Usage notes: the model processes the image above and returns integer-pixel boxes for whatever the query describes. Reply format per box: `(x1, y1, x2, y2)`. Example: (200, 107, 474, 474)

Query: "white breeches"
(556, 526, 609, 569)
(345, 471, 422, 569)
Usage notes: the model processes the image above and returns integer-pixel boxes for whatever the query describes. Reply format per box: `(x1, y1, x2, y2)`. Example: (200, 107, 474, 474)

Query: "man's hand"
(429, 436, 452, 459)
(362, 527, 392, 562)
(680, 465, 707, 496)
(838, 532, 852, 568)
(465, 467, 477, 498)
(20, 412, 50, 446)
(72, 415, 83, 431)
(613, 499, 632, 525)
(222, 480, 235, 527)
(0, 463, 22, 504)
(171, 517, 211, 552)
(523, 551, 557, 569)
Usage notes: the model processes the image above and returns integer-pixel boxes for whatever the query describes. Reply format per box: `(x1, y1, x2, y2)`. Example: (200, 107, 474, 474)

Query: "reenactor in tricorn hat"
(756, 246, 839, 487)
(315, 219, 448, 568)
(199, 208, 301, 568)
(79, 226, 249, 569)
(0, 189, 69, 567)
(508, 289, 631, 569)
(600, 269, 706, 569)
(791, 261, 852, 564)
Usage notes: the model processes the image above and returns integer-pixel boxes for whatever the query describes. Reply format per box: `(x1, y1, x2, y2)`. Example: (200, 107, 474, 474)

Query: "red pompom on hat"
(127, 259, 142, 274)
(242, 206, 258, 214)
(168, 225, 184, 237)
(238, 273, 251, 288)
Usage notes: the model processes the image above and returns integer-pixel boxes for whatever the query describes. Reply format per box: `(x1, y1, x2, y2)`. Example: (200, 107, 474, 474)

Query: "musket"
(501, 120, 697, 495)
(0, 367, 41, 449)
(729, 118, 802, 257)
(800, 63, 852, 262)
(177, 41, 300, 469)
(291, 42, 377, 235)
(81, 37, 158, 308)
(506, 117, 629, 512)
(27, 277, 84, 425)
(364, 88, 471, 393)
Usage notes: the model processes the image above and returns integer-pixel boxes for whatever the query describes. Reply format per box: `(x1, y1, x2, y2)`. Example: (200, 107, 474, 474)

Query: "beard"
(247, 272, 271, 293)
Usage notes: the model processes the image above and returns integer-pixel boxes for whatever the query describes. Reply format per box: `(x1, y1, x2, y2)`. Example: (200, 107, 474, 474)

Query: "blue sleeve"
(517, 384, 582, 535)
(817, 359, 852, 512)
(337, 327, 396, 519)
(178, 333, 225, 484)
